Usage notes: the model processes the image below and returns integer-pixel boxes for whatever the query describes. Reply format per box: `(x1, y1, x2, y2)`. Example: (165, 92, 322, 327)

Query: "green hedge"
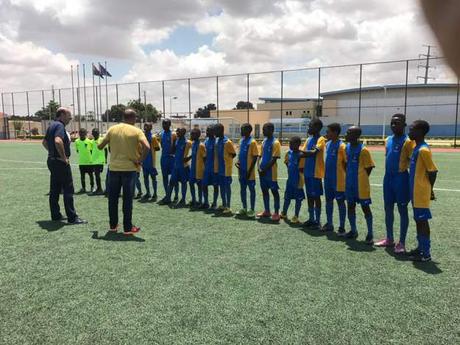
(16, 135, 45, 140)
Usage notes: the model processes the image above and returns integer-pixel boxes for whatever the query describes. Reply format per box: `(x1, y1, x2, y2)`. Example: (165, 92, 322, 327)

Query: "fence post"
(116, 84, 119, 105)
(11, 93, 15, 117)
(280, 71, 284, 142)
(216, 76, 220, 119)
(455, 79, 459, 148)
(162, 81, 166, 119)
(26, 91, 31, 133)
(58, 89, 62, 106)
(358, 64, 363, 126)
(188, 78, 192, 131)
(317, 67, 321, 118)
(247, 73, 250, 124)
(404, 60, 409, 114)
(1, 92, 5, 139)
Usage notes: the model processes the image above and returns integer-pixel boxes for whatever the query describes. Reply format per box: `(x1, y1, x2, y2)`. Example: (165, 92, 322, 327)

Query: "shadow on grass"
(256, 217, 280, 226)
(345, 239, 376, 252)
(384, 248, 443, 274)
(234, 214, 257, 221)
(325, 231, 346, 242)
(91, 231, 145, 242)
(36, 220, 67, 232)
(297, 226, 326, 237)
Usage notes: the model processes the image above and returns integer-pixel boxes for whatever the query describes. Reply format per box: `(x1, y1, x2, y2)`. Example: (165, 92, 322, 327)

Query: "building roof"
(320, 83, 458, 97)
(259, 97, 317, 103)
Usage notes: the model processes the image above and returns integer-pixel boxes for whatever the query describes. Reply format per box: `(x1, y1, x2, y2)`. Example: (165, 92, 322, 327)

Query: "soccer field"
(0, 141, 459, 345)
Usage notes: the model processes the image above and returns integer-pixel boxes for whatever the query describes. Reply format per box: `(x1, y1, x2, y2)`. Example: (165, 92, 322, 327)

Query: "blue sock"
(174, 184, 179, 199)
(314, 207, 321, 224)
(419, 234, 431, 257)
(190, 183, 196, 203)
(384, 203, 394, 241)
(263, 190, 270, 212)
(308, 207, 314, 221)
(326, 199, 334, 226)
(338, 201, 346, 229)
(295, 199, 302, 217)
(213, 187, 219, 206)
(366, 214, 373, 238)
(203, 187, 209, 205)
(398, 204, 409, 245)
(349, 213, 357, 233)
(282, 199, 290, 215)
(240, 183, 247, 209)
(181, 182, 187, 201)
(226, 184, 232, 208)
(249, 184, 256, 211)
(198, 185, 203, 204)
(152, 177, 157, 196)
(273, 190, 280, 213)
(220, 183, 226, 206)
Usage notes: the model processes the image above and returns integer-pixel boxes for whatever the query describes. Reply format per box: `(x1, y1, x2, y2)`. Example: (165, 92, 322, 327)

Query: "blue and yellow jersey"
(143, 132, 160, 169)
(325, 140, 347, 192)
(174, 137, 192, 169)
(260, 137, 281, 182)
(410, 142, 438, 209)
(302, 135, 326, 179)
(75, 138, 93, 165)
(238, 136, 259, 181)
(345, 143, 375, 200)
(284, 150, 305, 189)
(217, 136, 236, 177)
(385, 134, 414, 174)
(91, 137, 106, 165)
(160, 130, 177, 157)
(191, 140, 206, 180)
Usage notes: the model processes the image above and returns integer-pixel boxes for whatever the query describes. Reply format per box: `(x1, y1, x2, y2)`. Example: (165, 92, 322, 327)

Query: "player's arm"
(363, 149, 375, 176)
(42, 138, 48, 151)
(259, 142, 280, 176)
(420, 149, 439, 200)
(137, 136, 151, 163)
(246, 142, 260, 179)
(98, 135, 110, 150)
(54, 137, 68, 164)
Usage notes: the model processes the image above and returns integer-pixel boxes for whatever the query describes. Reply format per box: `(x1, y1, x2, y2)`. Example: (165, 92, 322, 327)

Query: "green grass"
(0, 142, 459, 345)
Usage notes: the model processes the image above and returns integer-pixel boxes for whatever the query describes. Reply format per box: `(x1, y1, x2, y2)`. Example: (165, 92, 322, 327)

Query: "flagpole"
(98, 62, 103, 132)
(92, 63, 97, 132)
(105, 61, 109, 130)
(71, 65, 76, 132)
(83, 64, 88, 130)
(77, 64, 81, 130)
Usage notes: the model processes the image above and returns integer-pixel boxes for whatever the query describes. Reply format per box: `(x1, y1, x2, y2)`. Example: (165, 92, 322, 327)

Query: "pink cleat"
(394, 242, 406, 254)
(271, 213, 281, 222)
(375, 238, 395, 247)
(257, 211, 271, 218)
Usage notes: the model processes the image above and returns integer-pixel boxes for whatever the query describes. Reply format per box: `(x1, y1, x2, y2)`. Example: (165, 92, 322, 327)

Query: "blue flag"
(99, 63, 112, 77)
(92, 64, 103, 78)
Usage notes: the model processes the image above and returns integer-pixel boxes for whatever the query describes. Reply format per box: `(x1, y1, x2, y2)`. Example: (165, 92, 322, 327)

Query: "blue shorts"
(143, 166, 158, 177)
(160, 155, 174, 176)
(305, 177, 323, 197)
(346, 195, 372, 206)
(218, 175, 232, 186)
(383, 172, 410, 205)
(239, 178, 256, 188)
(170, 167, 190, 184)
(260, 177, 279, 191)
(284, 184, 305, 201)
(413, 208, 432, 221)
(325, 186, 345, 201)
(202, 170, 218, 186)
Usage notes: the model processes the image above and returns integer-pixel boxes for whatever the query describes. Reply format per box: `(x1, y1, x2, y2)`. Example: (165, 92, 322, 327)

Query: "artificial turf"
(0, 141, 459, 345)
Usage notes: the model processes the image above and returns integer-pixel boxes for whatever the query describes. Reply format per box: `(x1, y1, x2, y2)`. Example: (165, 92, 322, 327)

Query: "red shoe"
(123, 226, 141, 235)
(109, 225, 118, 233)
(257, 211, 271, 218)
(271, 213, 281, 222)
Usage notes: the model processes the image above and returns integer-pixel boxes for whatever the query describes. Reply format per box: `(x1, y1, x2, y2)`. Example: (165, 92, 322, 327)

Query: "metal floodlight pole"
(404, 60, 409, 114)
(98, 66, 102, 132)
(162, 81, 165, 119)
(105, 62, 109, 130)
(188, 78, 192, 131)
(358, 64, 363, 126)
(71, 65, 76, 129)
(83, 64, 88, 129)
(116, 84, 119, 105)
(247, 73, 250, 124)
(58, 89, 62, 106)
(317, 67, 321, 118)
(280, 71, 284, 142)
(77, 64, 81, 130)
(11, 93, 15, 117)
(455, 78, 460, 148)
(26, 91, 31, 133)
(216, 76, 220, 119)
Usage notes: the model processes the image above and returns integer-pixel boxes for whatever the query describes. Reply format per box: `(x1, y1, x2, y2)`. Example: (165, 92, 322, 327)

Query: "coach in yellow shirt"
(98, 109, 150, 235)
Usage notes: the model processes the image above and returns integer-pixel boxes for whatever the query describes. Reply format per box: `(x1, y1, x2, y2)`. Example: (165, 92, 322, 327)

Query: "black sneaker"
(406, 248, 422, 257)
(173, 196, 179, 203)
(150, 195, 158, 202)
(76, 188, 86, 195)
(140, 194, 151, 202)
(134, 193, 142, 200)
(199, 203, 210, 210)
(409, 252, 432, 262)
(321, 224, 334, 232)
(158, 198, 171, 205)
(68, 217, 88, 225)
(337, 227, 346, 237)
(52, 215, 66, 221)
(365, 234, 374, 245)
(345, 231, 358, 239)
(303, 220, 318, 228)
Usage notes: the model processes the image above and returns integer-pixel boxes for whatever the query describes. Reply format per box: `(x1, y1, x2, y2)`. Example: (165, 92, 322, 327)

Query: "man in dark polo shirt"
(42, 107, 87, 224)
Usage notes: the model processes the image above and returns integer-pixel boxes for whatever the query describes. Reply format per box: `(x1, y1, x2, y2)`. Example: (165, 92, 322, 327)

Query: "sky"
(0, 0, 453, 115)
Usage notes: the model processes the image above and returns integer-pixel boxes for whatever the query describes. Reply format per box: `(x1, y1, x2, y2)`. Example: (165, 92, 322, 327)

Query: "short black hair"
(263, 122, 274, 132)
(310, 118, 323, 130)
(92, 128, 99, 134)
(55, 108, 67, 119)
(413, 120, 430, 135)
(79, 128, 87, 134)
(327, 122, 341, 135)
(241, 123, 253, 132)
(392, 113, 406, 122)
(214, 123, 224, 131)
(290, 136, 301, 146)
(191, 127, 201, 137)
(163, 119, 171, 125)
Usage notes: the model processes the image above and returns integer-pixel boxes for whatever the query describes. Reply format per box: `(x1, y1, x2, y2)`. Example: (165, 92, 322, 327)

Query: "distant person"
(141, 123, 161, 202)
(158, 119, 179, 203)
(42, 107, 86, 224)
(189, 127, 206, 207)
(258, 123, 281, 221)
(215, 123, 236, 215)
(98, 109, 150, 235)
(236, 123, 259, 218)
(375, 114, 414, 253)
(344, 126, 375, 244)
(90, 128, 107, 195)
(281, 136, 305, 224)
(407, 120, 438, 262)
(75, 128, 94, 194)
(201, 125, 219, 209)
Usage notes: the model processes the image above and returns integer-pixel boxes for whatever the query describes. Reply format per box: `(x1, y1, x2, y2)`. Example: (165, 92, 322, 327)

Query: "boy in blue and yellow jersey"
(158, 119, 178, 204)
(257, 123, 282, 222)
(90, 128, 108, 195)
(281, 136, 305, 224)
(344, 126, 376, 244)
(236, 123, 259, 218)
(75, 128, 94, 194)
(375, 114, 414, 253)
(165, 127, 192, 207)
(301, 118, 326, 229)
(407, 120, 438, 262)
(322, 123, 347, 235)
(201, 125, 219, 209)
(140, 123, 161, 202)
(189, 128, 206, 207)
(215, 123, 236, 215)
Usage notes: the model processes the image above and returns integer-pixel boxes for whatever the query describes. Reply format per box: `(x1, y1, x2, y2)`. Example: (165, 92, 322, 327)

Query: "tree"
(12, 120, 23, 138)
(102, 104, 126, 122)
(195, 103, 217, 118)
(234, 101, 254, 110)
(35, 100, 60, 120)
(127, 100, 160, 123)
